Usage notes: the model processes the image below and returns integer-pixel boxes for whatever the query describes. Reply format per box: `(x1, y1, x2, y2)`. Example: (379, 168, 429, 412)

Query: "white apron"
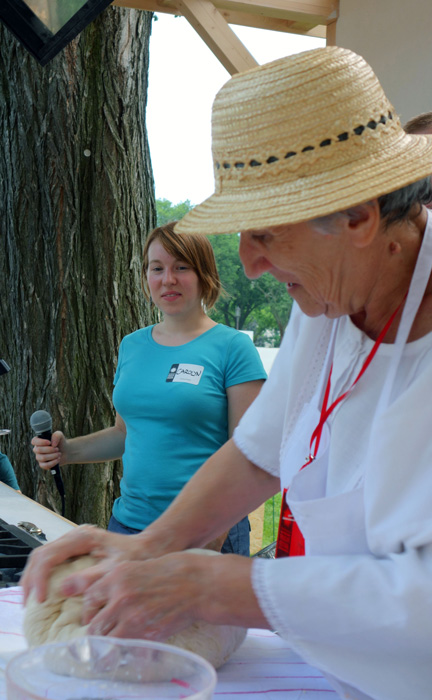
(281, 211, 432, 558)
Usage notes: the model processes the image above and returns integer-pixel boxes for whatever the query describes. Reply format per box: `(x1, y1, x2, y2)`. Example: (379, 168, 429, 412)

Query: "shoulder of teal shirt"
(0, 452, 19, 490)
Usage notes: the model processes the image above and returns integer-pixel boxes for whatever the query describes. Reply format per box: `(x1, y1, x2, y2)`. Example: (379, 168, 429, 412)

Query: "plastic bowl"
(6, 636, 217, 700)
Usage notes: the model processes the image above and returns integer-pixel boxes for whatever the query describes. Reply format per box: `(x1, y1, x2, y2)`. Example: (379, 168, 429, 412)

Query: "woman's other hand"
(20, 525, 148, 604)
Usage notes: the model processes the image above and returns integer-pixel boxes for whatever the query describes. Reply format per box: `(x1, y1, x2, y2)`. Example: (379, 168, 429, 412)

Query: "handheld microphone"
(30, 410, 66, 516)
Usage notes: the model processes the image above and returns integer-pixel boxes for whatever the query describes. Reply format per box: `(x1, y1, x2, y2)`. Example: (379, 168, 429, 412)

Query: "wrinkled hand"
(31, 430, 67, 470)
(21, 525, 146, 603)
(71, 551, 211, 640)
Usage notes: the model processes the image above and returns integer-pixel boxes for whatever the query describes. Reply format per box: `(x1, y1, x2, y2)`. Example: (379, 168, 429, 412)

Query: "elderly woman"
(22, 47, 432, 700)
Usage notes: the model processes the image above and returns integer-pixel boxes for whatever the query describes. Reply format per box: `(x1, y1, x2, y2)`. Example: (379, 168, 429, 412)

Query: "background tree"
(156, 198, 194, 226)
(0, 7, 157, 526)
(207, 235, 292, 345)
(248, 291, 293, 346)
(207, 234, 267, 328)
(249, 273, 293, 346)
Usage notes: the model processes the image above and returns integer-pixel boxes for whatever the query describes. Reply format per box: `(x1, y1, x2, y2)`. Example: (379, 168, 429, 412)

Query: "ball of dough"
(23, 555, 94, 645)
(23, 550, 247, 669)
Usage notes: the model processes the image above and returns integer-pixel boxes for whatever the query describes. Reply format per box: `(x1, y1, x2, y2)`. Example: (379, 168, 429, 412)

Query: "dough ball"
(23, 550, 247, 669)
(23, 555, 94, 645)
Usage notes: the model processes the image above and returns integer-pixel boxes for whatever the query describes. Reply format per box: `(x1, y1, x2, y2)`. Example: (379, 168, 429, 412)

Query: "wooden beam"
(306, 24, 326, 38)
(217, 9, 302, 34)
(112, 0, 336, 71)
(113, 0, 338, 26)
(173, 0, 259, 74)
(212, 0, 337, 24)
(113, 0, 176, 12)
(325, 18, 336, 45)
(114, 0, 323, 34)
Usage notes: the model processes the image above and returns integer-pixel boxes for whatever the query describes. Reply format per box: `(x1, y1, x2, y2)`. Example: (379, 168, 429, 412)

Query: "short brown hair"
(141, 222, 221, 309)
(404, 111, 432, 134)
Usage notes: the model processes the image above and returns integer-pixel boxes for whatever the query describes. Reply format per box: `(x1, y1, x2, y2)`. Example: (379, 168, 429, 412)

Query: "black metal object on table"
(253, 541, 276, 559)
(0, 517, 43, 588)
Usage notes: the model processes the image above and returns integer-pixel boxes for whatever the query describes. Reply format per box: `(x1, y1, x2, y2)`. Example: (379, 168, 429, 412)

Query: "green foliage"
(251, 276, 293, 347)
(156, 198, 193, 226)
(262, 493, 281, 548)
(155, 199, 293, 346)
(208, 234, 293, 346)
(207, 234, 257, 329)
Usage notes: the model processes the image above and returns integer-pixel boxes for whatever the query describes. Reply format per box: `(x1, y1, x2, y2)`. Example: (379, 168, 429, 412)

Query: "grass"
(261, 492, 281, 549)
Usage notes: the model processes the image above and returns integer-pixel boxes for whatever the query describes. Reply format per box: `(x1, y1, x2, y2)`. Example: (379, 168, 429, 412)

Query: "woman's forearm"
(66, 424, 126, 464)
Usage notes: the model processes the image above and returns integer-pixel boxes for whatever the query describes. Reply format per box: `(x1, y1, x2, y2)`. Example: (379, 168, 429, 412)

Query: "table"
(0, 482, 75, 542)
(0, 485, 337, 698)
(0, 587, 337, 700)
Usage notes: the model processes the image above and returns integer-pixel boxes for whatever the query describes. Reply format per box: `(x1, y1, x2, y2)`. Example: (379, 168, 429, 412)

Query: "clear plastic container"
(6, 636, 217, 700)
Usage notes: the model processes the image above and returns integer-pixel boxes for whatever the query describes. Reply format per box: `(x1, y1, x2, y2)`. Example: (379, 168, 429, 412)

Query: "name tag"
(166, 363, 204, 385)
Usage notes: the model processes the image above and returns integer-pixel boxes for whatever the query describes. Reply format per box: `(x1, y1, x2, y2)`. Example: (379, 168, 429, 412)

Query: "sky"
(146, 14, 325, 207)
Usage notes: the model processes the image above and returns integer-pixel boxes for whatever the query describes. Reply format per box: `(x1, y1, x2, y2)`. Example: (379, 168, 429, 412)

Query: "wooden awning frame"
(113, 0, 338, 74)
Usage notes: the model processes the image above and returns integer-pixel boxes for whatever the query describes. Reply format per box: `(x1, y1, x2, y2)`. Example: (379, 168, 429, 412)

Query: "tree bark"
(0, 6, 157, 527)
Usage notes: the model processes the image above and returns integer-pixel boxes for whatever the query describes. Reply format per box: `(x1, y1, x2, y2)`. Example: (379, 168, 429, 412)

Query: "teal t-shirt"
(112, 324, 267, 530)
(0, 452, 19, 490)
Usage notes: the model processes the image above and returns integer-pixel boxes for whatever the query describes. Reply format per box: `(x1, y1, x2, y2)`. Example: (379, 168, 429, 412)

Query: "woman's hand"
(20, 525, 148, 603)
(64, 551, 264, 640)
(31, 430, 68, 470)
(73, 552, 207, 639)
(22, 531, 267, 639)
(31, 418, 126, 472)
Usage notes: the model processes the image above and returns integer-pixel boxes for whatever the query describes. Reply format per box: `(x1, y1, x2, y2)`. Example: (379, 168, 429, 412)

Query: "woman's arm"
(31, 413, 127, 470)
(54, 441, 278, 636)
(205, 379, 264, 551)
(21, 438, 280, 602)
(227, 379, 264, 437)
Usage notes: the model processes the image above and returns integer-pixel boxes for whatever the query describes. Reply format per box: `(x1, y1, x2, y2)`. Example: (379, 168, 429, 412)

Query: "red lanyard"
(275, 303, 402, 559)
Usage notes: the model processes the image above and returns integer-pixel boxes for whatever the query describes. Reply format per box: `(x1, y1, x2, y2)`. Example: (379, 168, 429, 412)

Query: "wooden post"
(175, 0, 259, 74)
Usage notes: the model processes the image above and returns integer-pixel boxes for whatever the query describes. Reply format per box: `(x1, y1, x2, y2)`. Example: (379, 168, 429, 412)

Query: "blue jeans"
(108, 514, 250, 556)
(221, 516, 250, 556)
(108, 515, 141, 535)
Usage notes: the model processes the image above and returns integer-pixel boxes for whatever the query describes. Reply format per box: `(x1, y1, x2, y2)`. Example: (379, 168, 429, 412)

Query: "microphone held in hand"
(30, 410, 65, 516)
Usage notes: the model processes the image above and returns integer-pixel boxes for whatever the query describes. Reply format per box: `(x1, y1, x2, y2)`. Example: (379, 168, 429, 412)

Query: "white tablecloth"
(0, 587, 337, 699)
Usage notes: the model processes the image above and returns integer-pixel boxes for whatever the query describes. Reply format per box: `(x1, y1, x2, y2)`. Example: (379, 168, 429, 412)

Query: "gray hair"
(312, 176, 432, 233)
(404, 111, 432, 134)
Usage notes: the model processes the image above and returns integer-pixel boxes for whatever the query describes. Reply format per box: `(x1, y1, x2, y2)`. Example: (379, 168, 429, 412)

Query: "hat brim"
(176, 134, 432, 235)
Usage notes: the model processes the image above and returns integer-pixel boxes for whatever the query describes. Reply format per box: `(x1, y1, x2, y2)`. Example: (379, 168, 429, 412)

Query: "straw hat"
(176, 46, 432, 235)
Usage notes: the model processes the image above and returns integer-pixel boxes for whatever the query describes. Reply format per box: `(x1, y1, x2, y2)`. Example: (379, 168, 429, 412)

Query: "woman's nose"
(239, 234, 272, 279)
(162, 267, 176, 284)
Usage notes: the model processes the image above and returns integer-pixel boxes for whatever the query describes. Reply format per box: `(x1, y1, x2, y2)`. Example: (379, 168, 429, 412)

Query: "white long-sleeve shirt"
(234, 304, 432, 700)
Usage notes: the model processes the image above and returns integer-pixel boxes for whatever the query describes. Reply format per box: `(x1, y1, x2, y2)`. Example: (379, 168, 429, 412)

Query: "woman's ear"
(344, 200, 380, 249)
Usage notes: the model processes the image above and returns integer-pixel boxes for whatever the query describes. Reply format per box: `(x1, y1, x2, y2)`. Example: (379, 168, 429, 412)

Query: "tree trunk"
(0, 7, 157, 527)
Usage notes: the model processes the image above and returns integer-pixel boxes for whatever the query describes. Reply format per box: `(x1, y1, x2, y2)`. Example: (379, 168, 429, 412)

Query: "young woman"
(32, 223, 266, 554)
